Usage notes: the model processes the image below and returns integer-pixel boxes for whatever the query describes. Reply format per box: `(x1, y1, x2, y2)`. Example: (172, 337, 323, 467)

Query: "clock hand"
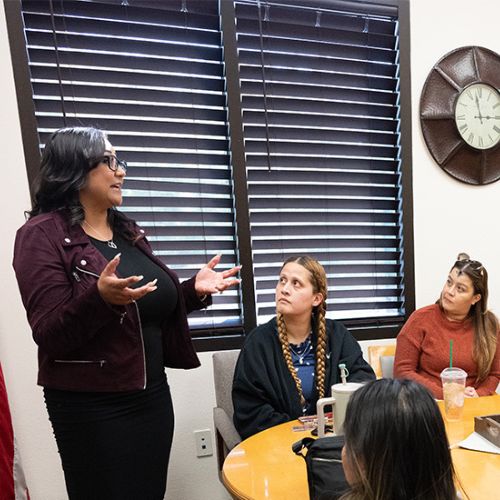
(474, 95, 483, 124)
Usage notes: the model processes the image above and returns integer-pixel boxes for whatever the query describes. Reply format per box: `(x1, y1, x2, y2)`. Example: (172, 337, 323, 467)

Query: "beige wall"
(1, 0, 500, 498)
(409, 1, 500, 311)
(0, 3, 66, 498)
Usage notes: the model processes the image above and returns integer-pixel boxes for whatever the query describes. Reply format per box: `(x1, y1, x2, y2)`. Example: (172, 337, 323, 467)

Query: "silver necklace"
(83, 220, 117, 249)
(289, 336, 312, 365)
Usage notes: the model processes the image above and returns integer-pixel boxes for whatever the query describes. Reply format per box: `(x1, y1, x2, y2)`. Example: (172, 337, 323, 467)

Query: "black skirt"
(44, 378, 174, 500)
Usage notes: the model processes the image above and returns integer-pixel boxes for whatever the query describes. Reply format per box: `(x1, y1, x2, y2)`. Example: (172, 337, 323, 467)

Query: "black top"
(90, 234, 178, 324)
(232, 317, 376, 439)
(88, 234, 178, 385)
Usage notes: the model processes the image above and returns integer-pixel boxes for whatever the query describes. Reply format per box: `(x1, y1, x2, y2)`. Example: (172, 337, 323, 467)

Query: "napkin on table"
(458, 432, 500, 455)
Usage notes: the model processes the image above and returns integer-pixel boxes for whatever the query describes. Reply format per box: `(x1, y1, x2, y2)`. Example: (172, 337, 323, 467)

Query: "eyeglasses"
(91, 154, 127, 173)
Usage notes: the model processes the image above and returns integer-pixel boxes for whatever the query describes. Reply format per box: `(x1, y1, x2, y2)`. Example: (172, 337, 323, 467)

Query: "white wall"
(0, 4, 67, 499)
(1, 0, 500, 498)
(166, 355, 231, 500)
(410, 0, 500, 312)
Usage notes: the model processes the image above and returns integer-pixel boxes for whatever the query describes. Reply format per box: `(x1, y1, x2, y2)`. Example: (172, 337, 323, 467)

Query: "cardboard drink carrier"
(474, 414, 500, 448)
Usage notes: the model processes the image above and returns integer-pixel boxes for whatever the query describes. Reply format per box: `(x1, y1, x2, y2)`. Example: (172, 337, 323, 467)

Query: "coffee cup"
(316, 382, 363, 437)
(440, 367, 467, 422)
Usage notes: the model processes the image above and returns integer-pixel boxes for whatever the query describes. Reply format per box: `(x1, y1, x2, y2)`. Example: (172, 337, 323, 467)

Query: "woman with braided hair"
(232, 256, 375, 439)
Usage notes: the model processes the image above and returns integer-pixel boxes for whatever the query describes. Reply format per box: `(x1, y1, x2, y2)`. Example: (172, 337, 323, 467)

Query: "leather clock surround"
(420, 46, 500, 185)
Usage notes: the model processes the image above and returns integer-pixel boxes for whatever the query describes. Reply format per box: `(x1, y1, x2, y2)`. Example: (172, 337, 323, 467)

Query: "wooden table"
(438, 395, 500, 500)
(222, 395, 500, 500)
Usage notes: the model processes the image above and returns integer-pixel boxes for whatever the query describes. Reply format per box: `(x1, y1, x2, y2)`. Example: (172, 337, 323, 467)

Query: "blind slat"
(21, 0, 407, 335)
(235, 0, 404, 322)
(22, 0, 241, 332)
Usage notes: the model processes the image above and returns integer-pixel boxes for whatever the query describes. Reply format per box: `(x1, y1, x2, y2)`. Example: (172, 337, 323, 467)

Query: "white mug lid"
(332, 382, 364, 393)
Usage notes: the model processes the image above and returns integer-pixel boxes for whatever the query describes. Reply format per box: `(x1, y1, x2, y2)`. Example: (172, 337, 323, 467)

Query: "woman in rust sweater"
(394, 254, 500, 399)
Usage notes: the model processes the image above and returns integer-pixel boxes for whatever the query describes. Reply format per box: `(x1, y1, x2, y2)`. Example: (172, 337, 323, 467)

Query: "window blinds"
(17, 0, 409, 339)
(21, 0, 241, 330)
(234, 0, 405, 325)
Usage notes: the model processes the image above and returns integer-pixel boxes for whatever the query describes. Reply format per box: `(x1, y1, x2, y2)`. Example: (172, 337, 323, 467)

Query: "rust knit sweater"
(394, 304, 500, 399)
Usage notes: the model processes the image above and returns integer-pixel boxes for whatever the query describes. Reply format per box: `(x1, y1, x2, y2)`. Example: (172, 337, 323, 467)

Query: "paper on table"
(458, 432, 500, 455)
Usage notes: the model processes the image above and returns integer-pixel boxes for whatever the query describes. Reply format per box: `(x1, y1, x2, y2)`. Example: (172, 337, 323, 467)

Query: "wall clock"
(420, 46, 500, 185)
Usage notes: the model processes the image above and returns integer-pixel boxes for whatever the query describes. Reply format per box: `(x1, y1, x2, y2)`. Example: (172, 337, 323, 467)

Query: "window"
(226, 0, 414, 340)
(16, 0, 242, 333)
(6, 0, 413, 349)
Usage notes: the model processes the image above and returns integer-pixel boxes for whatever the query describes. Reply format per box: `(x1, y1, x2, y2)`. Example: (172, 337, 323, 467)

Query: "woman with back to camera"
(232, 255, 375, 439)
(340, 378, 458, 500)
(12, 127, 240, 500)
(394, 253, 500, 399)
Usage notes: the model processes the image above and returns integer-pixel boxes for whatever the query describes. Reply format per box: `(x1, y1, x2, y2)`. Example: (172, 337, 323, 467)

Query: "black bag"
(292, 435, 349, 500)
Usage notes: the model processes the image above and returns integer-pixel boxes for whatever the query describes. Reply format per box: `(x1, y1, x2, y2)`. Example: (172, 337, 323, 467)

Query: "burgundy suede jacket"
(13, 209, 209, 392)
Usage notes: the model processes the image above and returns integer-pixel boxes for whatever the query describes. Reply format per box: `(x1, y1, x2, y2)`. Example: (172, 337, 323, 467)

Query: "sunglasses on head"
(455, 258, 484, 275)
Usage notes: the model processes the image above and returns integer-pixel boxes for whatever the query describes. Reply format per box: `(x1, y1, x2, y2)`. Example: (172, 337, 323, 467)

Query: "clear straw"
(449, 340, 453, 369)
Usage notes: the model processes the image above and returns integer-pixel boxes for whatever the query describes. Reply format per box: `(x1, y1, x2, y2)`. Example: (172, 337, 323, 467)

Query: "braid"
(277, 255, 330, 408)
(315, 299, 327, 400)
(277, 312, 306, 407)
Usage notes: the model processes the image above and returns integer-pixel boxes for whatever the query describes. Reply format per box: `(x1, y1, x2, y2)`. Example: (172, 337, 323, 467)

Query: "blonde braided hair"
(277, 256, 328, 408)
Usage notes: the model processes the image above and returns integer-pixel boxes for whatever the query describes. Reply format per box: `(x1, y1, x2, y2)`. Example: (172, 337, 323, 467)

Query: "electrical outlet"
(194, 429, 213, 457)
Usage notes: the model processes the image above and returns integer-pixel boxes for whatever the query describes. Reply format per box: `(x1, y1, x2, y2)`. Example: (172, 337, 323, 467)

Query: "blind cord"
(48, 0, 67, 127)
(257, 1, 272, 172)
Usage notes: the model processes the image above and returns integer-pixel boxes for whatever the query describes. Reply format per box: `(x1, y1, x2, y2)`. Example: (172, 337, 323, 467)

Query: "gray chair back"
(212, 350, 242, 473)
(380, 355, 395, 379)
(213, 350, 239, 420)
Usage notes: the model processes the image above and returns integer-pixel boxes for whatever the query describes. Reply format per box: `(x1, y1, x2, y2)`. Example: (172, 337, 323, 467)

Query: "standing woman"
(394, 253, 500, 399)
(13, 127, 240, 499)
(232, 256, 375, 439)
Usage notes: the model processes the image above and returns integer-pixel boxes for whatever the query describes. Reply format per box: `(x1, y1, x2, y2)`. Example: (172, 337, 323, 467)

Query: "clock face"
(420, 46, 500, 184)
(454, 83, 500, 150)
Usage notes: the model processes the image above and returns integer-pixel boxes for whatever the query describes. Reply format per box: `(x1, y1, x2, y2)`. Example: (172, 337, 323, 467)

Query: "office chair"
(212, 350, 242, 475)
(367, 344, 396, 379)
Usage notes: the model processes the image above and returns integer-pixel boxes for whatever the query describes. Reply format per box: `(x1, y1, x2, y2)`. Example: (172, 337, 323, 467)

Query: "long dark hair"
(439, 252, 498, 383)
(341, 379, 457, 500)
(28, 127, 134, 239)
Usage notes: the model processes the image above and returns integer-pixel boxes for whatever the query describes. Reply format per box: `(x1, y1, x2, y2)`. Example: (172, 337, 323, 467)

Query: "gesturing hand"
(195, 254, 241, 296)
(97, 253, 158, 305)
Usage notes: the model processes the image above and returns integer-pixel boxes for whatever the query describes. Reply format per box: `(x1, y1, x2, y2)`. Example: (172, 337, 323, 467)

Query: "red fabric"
(0, 363, 14, 500)
(394, 304, 500, 398)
